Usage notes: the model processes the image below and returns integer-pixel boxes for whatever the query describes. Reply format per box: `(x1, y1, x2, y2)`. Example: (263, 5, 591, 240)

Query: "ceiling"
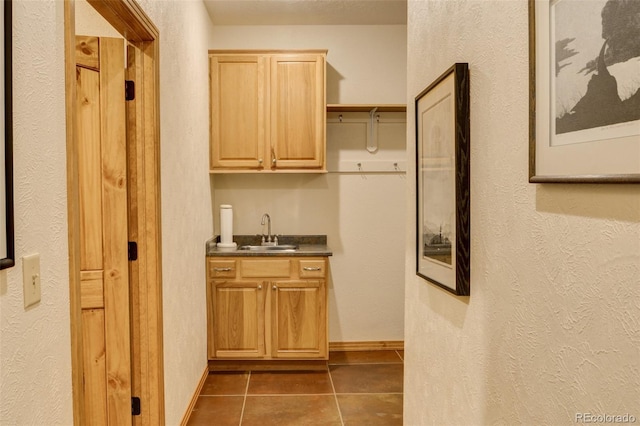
(203, 0, 407, 26)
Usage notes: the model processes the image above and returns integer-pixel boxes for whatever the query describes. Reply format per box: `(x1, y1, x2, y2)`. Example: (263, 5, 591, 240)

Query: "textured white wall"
(209, 25, 407, 342)
(76, 0, 120, 37)
(213, 173, 406, 342)
(404, 1, 640, 425)
(210, 25, 407, 104)
(0, 1, 73, 424)
(137, 0, 214, 424)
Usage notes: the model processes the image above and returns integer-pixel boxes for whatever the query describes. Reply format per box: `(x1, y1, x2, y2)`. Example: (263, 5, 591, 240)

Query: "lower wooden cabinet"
(207, 257, 328, 361)
(210, 280, 266, 358)
(271, 280, 326, 358)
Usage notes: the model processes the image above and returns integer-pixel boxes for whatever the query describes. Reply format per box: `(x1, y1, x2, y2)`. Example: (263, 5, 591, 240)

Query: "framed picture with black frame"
(1, 0, 14, 270)
(415, 63, 470, 296)
(529, 0, 640, 183)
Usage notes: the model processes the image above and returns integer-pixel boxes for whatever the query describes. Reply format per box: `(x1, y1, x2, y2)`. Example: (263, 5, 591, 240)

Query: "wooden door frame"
(64, 0, 164, 424)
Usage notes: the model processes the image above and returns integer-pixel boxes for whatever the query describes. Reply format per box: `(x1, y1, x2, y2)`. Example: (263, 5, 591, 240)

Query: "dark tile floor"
(187, 350, 404, 426)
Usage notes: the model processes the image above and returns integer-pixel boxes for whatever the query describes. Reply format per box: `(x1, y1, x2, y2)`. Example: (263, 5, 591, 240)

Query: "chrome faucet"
(261, 213, 276, 245)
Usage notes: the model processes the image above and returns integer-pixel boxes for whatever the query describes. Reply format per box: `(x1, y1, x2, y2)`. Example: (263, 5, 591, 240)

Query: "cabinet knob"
(257, 284, 262, 290)
(272, 285, 277, 290)
(214, 267, 232, 272)
(303, 267, 322, 271)
(258, 158, 263, 164)
(272, 158, 276, 165)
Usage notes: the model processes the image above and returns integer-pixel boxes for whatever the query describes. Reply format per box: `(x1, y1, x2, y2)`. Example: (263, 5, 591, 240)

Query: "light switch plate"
(22, 254, 41, 308)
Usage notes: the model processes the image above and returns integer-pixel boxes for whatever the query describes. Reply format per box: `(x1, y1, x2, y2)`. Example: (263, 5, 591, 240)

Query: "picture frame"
(529, 0, 640, 183)
(415, 63, 470, 296)
(1, 0, 15, 270)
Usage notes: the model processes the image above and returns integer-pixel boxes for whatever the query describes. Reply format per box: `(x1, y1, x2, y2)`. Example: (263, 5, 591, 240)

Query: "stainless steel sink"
(238, 245, 298, 252)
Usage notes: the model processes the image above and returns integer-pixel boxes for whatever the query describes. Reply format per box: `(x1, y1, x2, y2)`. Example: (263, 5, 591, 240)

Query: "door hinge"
(128, 242, 138, 261)
(132, 396, 141, 416)
(125, 80, 135, 101)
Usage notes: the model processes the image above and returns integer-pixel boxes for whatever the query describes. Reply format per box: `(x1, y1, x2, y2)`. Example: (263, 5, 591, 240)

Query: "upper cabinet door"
(210, 55, 267, 170)
(270, 54, 326, 170)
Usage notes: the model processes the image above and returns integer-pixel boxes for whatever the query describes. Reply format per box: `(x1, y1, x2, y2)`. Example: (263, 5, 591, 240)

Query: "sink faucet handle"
(274, 236, 278, 245)
(261, 235, 265, 244)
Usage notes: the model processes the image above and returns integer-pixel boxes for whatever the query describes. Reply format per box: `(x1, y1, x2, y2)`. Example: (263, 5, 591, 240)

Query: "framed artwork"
(529, 0, 640, 183)
(415, 63, 470, 296)
(1, 0, 14, 270)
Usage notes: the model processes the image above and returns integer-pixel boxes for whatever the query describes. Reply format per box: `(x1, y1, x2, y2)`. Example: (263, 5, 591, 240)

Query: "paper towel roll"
(219, 205, 234, 245)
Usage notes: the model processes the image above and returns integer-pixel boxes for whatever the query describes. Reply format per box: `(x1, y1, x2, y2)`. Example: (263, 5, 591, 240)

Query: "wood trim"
(209, 359, 328, 372)
(329, 341, 404, 352)
(209, 169, 329, 174)
(138, 39, 166, 426)
(86, 0, 158, 41)
(209, 49, 328, 55)
(63, 2, 85, 425)
(179, 366, 209, 426)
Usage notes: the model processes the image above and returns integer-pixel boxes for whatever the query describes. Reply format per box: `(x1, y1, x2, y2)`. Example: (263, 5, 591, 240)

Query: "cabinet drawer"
(208, 260, 237, 278)
(241, 259, 291, 278)
(299, 259, 326, 278)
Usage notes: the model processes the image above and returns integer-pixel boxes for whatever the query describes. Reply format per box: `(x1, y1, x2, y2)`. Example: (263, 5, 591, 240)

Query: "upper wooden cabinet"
(209, 50, 327, 173)
(210, 54, 267, 170)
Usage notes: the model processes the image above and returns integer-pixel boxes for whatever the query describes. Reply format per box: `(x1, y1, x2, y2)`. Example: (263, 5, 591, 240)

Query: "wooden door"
(270, 54, 326, 169)
(210, 280, 266, 358)
(76, 35, 132, 425)
(210, 54, 267, 170)
(271, 280, 327, 358)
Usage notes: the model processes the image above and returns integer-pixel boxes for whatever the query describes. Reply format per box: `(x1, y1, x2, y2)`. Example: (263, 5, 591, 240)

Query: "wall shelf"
(326, 108, 406, 174)
(326, 104, 406, 112)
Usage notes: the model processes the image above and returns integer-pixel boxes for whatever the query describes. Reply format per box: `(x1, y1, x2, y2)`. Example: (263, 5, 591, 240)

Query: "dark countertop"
(206, 235, 333, 257)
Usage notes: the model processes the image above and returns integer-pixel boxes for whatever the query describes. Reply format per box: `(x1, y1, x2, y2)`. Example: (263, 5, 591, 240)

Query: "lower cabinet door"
(210, 281, 266, 358)
(270, 280, 327, 359)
